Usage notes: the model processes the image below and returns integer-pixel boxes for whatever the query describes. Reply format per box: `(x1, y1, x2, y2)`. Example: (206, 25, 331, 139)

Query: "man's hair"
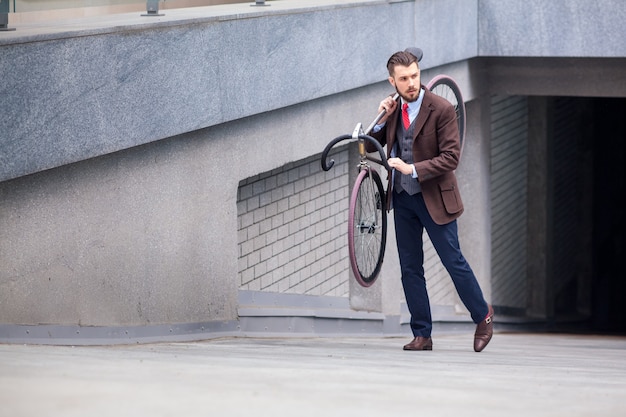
(386, 51, 418, 76)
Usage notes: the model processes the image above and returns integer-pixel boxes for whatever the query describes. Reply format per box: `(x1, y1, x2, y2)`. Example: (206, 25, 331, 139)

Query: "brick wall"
(237, 147, 351, 297)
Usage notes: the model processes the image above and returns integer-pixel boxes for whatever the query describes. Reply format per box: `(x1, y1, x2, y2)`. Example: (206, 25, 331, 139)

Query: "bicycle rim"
(427, 75, 466, 158)
(348, 168, 387, 287)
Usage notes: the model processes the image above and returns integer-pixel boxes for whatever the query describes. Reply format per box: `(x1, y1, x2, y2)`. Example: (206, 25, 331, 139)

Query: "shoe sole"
(403, 345, 433, 351)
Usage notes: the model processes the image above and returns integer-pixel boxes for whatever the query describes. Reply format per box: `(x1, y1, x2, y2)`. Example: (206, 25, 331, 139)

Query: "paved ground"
(1, 332, 625, 417)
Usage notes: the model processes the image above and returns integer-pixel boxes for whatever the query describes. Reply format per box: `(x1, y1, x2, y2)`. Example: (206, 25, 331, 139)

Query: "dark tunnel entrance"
(549, 97, 626, 333)
(589, 98, 626, 333)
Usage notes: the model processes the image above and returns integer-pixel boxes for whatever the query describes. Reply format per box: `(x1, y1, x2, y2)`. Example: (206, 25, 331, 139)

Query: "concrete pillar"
(456, 98, 492, 307)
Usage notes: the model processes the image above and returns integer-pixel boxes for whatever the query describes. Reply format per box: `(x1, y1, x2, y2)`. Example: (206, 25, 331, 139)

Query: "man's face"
(389, 62, 420, 103)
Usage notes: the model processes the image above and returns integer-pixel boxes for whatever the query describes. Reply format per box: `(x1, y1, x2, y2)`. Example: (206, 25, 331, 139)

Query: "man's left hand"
(388, 158, 414, 175)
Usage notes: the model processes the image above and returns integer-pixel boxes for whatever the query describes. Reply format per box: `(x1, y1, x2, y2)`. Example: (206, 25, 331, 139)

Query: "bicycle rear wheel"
(427, 75, 466, 158)
(348, 168, 387, 287)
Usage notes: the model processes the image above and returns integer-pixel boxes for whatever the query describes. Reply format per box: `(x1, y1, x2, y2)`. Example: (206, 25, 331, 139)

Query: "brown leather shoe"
(474, 305, 494, 352)
(403, 336, 433, 351)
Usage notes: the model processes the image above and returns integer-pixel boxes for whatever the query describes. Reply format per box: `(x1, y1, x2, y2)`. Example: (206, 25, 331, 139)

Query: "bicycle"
(321, 75, 466, 287)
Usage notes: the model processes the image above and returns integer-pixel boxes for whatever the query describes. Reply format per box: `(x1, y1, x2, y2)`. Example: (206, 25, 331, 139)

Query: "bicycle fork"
(353, 123, 383, 234)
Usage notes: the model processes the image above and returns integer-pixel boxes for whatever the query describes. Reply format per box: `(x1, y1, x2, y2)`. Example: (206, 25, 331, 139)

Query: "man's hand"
(388, 158, 414, 176)
(377, 96, 398, 124)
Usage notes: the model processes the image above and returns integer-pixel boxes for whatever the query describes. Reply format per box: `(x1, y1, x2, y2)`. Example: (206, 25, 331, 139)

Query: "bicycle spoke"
(348, 169, 387, 286)
(427, 75, 466, 160)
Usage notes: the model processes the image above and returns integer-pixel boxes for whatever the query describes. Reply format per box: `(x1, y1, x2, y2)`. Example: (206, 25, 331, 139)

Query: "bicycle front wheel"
(427, 75, 466, 159)
(348, 168, 387, 287)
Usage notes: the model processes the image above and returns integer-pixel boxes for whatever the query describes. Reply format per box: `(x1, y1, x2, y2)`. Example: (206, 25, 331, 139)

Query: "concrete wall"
(1, 0, 625, 343)
(0, 0, 415, 183)
(478, 0, 626, 58)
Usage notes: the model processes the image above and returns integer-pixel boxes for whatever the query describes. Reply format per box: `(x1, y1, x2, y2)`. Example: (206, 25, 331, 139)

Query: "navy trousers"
(393, 191, 489, 337)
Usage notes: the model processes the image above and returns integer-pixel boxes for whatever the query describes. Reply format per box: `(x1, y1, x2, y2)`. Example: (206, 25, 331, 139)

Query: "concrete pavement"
(1, 332, 625, 417)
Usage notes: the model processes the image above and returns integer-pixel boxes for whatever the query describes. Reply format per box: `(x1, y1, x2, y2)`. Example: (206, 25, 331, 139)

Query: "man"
(368, 49, 493, 352)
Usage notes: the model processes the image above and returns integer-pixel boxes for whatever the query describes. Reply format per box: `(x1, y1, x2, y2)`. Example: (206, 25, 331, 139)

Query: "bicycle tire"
(427, 75, 466, 158)
(348, 168, 387, 287)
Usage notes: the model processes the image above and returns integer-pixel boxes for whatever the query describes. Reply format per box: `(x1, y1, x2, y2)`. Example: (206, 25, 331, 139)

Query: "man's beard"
(397, 86, 420, 103)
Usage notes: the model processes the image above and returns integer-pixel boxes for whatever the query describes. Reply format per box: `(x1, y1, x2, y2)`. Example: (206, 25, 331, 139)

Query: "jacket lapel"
(412, 89, 434, 139)
(386, 105, 400, 158)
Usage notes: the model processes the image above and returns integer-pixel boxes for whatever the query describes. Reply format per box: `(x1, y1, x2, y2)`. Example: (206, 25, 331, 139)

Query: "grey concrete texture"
(477, 0, 626, 58)
(4, 0, 626, 182)
(0, 129, 241, 326)
(0, 0, 412, 182)
(1, 332, 625, 416)
(0, 83, 389, 328)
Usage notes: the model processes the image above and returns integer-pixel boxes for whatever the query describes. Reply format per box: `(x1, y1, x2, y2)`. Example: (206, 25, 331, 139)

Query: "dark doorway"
(590, 98, 626, 333)
(548, 97, 626, 334)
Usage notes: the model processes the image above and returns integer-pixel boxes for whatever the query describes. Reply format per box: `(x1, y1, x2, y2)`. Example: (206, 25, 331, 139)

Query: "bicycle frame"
(320, 94, 398, 286)
(353, 122, 383, 231)
(322, 117, 392, 286)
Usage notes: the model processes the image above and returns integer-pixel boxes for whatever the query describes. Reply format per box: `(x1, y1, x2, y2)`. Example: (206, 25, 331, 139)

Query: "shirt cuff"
(411, 165, 418, 179)
(372, 123, 385, 133)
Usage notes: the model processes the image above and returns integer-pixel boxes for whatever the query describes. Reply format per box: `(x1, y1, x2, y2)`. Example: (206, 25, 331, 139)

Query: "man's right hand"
(378, 95, 398, 124)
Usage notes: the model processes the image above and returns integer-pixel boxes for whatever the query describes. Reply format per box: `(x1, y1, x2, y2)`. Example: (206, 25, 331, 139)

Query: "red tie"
(402, 103, 410, 129)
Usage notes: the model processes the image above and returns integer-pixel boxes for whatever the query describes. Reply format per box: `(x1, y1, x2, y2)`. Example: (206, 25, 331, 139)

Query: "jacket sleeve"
(414, 103, 460, 181)
(365, 123, 387, 154)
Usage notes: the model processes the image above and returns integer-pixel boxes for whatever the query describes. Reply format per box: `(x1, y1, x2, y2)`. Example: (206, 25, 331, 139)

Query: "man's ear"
(388, 76, 395, 88)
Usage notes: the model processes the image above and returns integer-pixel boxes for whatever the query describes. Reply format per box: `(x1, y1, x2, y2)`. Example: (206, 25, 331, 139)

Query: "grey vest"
(394, 112, 422, 195)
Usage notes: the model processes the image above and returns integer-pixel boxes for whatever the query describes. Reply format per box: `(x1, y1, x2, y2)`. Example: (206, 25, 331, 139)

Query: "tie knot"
(402, 103, 409, 111)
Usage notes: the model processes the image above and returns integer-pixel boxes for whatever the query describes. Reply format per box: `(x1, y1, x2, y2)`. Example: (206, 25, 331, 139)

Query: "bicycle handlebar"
(320, 93, 399, 172)
(320, 133, 391, 172)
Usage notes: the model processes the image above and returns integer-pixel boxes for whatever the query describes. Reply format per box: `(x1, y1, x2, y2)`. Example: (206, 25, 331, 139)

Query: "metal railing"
(1, 0, 257, 26)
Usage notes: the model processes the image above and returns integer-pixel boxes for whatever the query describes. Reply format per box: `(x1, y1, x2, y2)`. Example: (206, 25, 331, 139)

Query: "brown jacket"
(368, 87, 464, 225)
